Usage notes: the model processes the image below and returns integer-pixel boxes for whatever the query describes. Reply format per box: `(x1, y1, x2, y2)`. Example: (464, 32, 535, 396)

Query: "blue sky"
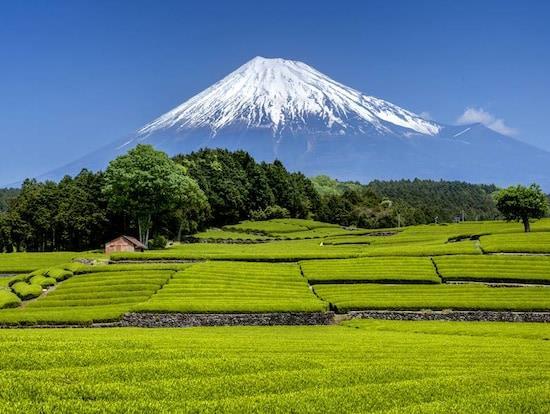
(1, 0, 549, 184)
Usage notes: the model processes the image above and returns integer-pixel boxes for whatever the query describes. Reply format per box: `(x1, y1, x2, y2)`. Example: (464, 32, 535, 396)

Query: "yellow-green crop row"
(434, 255, 550, 283)
(0, 270, 174, 325)
(480, 232, 550, 254)
(313, 284, 550, 312)
(300, 257, 440, 284)
(134, 261, 327, 313)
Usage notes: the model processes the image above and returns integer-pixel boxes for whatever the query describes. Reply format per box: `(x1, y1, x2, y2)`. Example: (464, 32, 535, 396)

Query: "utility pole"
(397, 213, 401, 229)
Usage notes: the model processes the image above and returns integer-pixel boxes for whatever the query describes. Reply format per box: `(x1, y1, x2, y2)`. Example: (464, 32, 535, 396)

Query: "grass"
(134, 261, 327, 313)
(434, 255, 550, 283)
(480, 232, 550, 254)
(301, 257, 441, 284)
(0, 270, 174, 325)
(314, 284, 550, 312)
(0, 321, 547, 412)
(0, 251, 105, 274)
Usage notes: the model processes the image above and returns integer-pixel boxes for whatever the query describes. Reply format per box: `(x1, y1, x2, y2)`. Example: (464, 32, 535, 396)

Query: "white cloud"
(456, 107, 517, 136)
(419, 111, 432, 120)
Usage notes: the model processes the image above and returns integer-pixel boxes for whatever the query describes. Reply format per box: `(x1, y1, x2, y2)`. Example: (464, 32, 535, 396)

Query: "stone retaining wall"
(120, 312, 336, 327)
(348, 310, 550, 323)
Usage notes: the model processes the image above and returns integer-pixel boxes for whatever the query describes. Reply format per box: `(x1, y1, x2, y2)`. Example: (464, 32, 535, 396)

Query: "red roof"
(108, 235, 147, 249)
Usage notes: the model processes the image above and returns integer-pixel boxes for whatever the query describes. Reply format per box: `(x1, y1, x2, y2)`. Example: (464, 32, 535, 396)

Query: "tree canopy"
(494, 184, 549, 232)
(103, 144, 206, 244)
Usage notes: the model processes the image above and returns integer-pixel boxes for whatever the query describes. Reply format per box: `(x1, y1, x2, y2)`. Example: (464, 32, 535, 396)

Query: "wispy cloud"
(419, 111, 432, 120)
(456, 107, 517, 136)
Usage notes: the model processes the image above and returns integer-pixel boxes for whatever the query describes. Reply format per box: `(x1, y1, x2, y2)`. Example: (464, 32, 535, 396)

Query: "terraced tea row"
(434, 255, 550, 283)
(480, 232, 550, 253)
(0, 251, 105, 274)
(300, 257, 440, 284)
(0, 270, 175, 325)
(0, 321, 547, 412)
(135, 261, 327, 313)
(314, 284, 550, 312)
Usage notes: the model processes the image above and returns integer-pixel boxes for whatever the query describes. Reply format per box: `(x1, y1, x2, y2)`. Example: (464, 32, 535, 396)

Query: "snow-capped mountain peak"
(138, 56, 441, 137)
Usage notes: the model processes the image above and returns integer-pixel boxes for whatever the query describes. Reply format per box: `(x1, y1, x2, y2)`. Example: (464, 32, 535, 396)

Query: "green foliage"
(0, 252, 105, 274)
(29, 275, 56, 288)
(193, 229, 274, 241)
(45, 267, 73, 281)
(0, 322, 547, 411)
(68, 263, 191, 274)
(250, 205, 290, 221)
(495, 184, 549, 232)
(434, 255, 550, 283)
(135, 261, 327, 313)
(301, 257, 440, 283)
(147, 235, 167, 250)
(0, 270, 174, 325)
(480, 232, 550, 253)
(314, 177, 501, 228)
(1, 171, 112, 252)
(11, 281, 43, 300)
(103, 144, 207, 244)
(175, 149, 319, 226)
(0, 288, 20, 309)
(314, 284, 550, 311)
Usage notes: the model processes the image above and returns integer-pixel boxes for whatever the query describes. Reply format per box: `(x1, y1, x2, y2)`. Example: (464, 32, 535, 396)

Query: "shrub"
(46, 268, 73, 281)
(250, 205, 290, 221)
(30, 276, 56, 288)
(0, 289, 21, 309)
(11, 282, 43, 300)
(148, 235, 168, 250)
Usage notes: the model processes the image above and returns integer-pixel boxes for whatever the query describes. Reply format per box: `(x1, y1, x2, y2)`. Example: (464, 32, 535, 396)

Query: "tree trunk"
(522, 216, 531, 232)
(177, 221, 183, 242)
(138, 214, 152, 245)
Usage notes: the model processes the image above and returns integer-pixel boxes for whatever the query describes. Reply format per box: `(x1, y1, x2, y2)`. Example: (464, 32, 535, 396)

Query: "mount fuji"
(34, 56, 550, 189)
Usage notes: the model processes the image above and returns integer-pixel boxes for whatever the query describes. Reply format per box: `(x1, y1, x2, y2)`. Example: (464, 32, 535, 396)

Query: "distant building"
(105, 236, 147, 254)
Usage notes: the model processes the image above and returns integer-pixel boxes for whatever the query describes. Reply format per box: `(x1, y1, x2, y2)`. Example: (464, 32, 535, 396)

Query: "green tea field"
(0, 216, 549, 412)
(0, 321, 547, 413)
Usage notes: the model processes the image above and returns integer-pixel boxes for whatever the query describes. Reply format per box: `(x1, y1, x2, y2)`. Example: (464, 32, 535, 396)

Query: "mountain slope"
(23, 56, 550, 190)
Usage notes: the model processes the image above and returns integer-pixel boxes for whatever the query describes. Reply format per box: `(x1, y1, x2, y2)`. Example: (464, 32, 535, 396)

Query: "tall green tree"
(103, 144, 207, 244)
(494, 184, 548, 232)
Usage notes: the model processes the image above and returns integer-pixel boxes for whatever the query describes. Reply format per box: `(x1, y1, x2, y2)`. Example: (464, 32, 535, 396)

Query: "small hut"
(105, 235, 147, 254)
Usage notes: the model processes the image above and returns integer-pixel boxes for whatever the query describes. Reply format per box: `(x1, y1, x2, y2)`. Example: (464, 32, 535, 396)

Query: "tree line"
(0, 146, 319, 252)
(1, 145, 547, 252)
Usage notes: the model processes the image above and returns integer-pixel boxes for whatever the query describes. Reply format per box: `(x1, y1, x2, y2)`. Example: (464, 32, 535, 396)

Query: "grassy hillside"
(0, 217, 549, 325)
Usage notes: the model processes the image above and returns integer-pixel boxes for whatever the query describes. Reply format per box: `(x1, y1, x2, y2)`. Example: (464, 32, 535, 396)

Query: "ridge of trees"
(1, 147, 545, 252)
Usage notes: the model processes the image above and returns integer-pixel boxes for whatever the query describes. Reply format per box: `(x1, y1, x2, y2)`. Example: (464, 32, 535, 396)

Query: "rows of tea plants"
(434, 255, 550, 283)
(0, 251, 105, 274)
(300, 257, 441, 284)
(314, 283, 550, 312)
(135, 261, 327, 313)
(111, 239, 370, 261)
(480, 232, 550, 254)
(66, 262, 193, 274)
(193, 229, 274, 241)
(0, 270, 175, 325)
(0, 321, 547, 412)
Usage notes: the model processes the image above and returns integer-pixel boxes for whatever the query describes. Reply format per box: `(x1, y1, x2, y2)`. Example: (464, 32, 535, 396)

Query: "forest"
(0, 147, 530, 252)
